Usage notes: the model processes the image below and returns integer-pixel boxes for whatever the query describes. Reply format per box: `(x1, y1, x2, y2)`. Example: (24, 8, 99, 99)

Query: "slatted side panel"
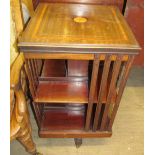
(25, 58, 44, 127)
(93, 55, 111, 131)
(25, 59, 36, 98)
(85, 54, 100, 131)
(85, 54, 135, 131)
(25, 58, 44, 97)
(107, 55, 135, 130)
(100, 55, 122, 130)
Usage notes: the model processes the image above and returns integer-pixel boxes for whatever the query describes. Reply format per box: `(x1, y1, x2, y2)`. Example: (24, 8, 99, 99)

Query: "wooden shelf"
(34, 80, 88, 103)
(34, 80, 116, 104)
(39, 104, 112, 138)
(37, 60, 116, 104)
(40, 104, 86, 131)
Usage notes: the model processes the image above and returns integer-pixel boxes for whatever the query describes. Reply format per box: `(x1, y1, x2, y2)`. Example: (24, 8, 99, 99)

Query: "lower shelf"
(41, 104, 86, 131)
(37, 103, 110, 138)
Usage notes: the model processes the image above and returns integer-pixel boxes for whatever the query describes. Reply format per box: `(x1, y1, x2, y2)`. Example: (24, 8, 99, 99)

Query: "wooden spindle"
(93, 55, 111, 131)
(100, 55, 122, 131)
(108, 55, 135, 130)
(116, 61, 125, 89)
(85, 54, 100, 131)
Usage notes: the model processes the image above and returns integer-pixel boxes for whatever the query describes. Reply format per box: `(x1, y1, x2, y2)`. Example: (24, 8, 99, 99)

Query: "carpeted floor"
(11, 67, 144, 155)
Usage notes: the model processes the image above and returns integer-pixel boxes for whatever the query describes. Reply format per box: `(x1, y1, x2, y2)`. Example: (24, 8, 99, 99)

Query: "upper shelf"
(18, 3, 140, 53)
(34, 80, 88, 103)
(34, 80, 116, 104)
(34, 59, 116, 104)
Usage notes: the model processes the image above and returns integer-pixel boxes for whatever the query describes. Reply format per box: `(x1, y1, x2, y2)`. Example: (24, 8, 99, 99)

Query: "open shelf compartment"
(37, 103, 112, 138)
(40, 103, 86, 131)
(34, 80, 88, 103)
(33, 59, 116, 104)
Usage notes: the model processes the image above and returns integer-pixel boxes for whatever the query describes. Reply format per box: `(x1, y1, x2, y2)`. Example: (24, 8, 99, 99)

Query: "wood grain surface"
(39, 0, 124, 12)
(18, 3, 140, 53)
(34, 81, 88, 103)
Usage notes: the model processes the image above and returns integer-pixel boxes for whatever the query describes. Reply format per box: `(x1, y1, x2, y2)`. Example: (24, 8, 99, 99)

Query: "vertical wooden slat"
(29, 59, 38, 88)
(34, 59, 40, 76)
(28, 59, 37, 89)
(108, 55, 135, 130)
(31, 102, 41, 127)
(25, 59, 36, 98)
(116, 61, 126, 89)
(85, 54, 100, 131)
(93, 55, 111, 131)
(100, 55, 123, 131)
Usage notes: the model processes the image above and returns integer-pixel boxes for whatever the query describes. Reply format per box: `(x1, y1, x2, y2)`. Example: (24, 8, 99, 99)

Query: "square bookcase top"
(18, 3, 140, 53)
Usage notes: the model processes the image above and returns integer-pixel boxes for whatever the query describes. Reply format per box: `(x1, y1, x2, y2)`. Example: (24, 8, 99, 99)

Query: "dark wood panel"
(41, 60, 66, 77)
(68, 60, 89, 77)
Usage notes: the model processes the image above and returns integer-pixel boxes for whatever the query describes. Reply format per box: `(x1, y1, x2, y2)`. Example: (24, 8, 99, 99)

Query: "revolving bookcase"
(18, 3, 140, 147)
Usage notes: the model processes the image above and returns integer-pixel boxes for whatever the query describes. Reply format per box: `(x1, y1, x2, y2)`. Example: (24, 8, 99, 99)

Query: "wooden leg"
(74, 138, 82, 148)
(17, 126, 37, 155)
(11, 55, 42, 155)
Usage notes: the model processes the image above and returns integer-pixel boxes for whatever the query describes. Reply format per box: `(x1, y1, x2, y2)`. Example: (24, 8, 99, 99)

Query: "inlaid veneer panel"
(19, 3, 140, 53)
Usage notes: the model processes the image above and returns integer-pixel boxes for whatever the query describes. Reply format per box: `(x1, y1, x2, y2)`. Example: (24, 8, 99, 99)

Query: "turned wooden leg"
(17, 126, 37, 155)
(74, 138, 82, 148)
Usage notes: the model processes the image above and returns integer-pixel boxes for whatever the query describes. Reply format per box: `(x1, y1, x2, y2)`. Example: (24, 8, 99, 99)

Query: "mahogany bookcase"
(18, 3, 140, 147)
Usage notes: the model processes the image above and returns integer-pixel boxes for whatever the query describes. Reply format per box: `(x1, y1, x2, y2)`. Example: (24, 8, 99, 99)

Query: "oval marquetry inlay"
(73, 17, 87, 23)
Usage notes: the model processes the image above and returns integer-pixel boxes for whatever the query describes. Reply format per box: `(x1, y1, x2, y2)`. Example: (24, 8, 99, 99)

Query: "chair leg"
(74, 138, 82, 148)
(17, 126, 37, 155)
